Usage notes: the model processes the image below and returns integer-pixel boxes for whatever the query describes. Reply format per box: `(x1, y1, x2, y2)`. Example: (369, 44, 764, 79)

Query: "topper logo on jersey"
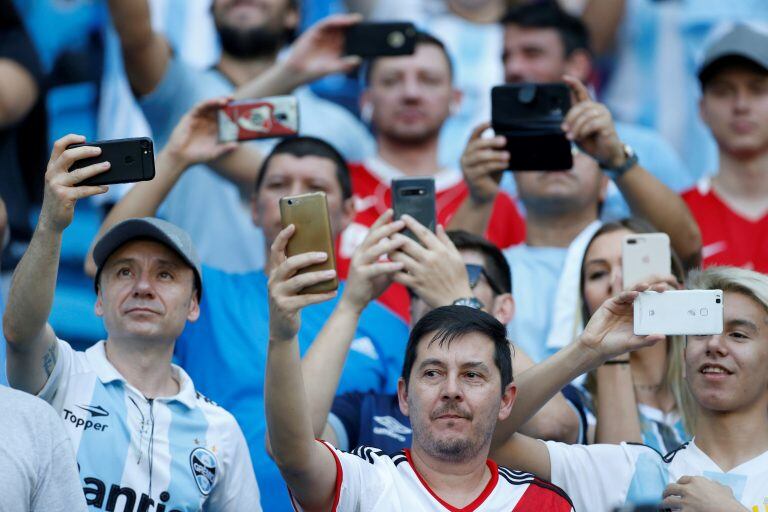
(63, 405, 110, 432)
(189, 447, 218, 496)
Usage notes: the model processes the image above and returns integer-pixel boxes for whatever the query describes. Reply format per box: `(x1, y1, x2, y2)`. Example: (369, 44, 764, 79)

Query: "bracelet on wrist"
(603, 359, 631, 365)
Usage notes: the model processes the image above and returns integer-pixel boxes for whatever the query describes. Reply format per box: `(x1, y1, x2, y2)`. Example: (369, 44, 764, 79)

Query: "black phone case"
(345, 22, 417, 57)
(68, 137, 155, 186)
(391, 177, 436, 241)
(491, 83, 573, 171)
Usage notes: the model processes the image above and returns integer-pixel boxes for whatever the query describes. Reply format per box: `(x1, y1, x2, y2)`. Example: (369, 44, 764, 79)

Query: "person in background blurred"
(580, 219, 695, 452)
(0, 0, 48, 273)
(682, 24, 768, 273)
(338, 31, 526, 321)
(104, 0, 374, 273)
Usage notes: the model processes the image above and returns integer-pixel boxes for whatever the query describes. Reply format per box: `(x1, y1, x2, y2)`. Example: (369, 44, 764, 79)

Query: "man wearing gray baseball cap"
(682, 23, 768, 272)
(2, 135, 262, 511)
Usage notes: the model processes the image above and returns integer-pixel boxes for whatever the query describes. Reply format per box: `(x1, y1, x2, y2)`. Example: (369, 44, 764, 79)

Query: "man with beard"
(265, 218, 580, 509)
(453, 74, 701, 364)
(337, 32, 526, 320)
(105, 0, 374, 273)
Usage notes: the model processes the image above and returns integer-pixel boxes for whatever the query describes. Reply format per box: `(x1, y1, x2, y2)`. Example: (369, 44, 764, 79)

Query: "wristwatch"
(452, 297, 484, 309)
(599, 144, 638, 180)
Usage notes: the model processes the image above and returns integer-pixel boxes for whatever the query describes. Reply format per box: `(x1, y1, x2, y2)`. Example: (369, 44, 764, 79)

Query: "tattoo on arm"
(42, 343, 57, 377)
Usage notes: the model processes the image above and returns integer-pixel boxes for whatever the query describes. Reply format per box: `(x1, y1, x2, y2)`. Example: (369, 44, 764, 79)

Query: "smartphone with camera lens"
(634, 290, 723, 336)
(391, 177, 436, 242)
(622, 233, 671, 289)
(279, 192, 338, 294)
(68, 137, 155, 186)
(344, 22, 417, 57)
(491, 83, 572, 171)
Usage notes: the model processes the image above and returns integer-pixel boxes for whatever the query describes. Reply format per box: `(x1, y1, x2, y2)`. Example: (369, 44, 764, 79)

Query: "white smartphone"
(622, 233, 671, 289)
(634, 290, 724, 336)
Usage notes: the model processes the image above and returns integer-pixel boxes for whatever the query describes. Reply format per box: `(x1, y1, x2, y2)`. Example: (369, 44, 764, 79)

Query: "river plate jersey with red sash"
(290, 442, 573, 511)
(338, 157, 526, 321)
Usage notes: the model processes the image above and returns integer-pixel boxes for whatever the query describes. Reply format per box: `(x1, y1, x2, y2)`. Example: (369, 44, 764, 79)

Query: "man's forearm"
(265, 336, 324, 470)
(107, 0, 169, 96)
(3, 223, 62, 346)
(232, 61, 305, 100)
(301, 299, 362, 438)
(617, 165, 702, 268)
(493, 340, 598, 448)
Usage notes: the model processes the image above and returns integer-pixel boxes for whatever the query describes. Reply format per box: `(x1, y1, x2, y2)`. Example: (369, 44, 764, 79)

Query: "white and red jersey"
(291, 442, 573, 512)
(338, 157, 526, 321)
(682, 179, 768, 273)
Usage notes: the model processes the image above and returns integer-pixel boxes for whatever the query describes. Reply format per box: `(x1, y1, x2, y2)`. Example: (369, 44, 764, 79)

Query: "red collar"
(403, 449, 499, 511)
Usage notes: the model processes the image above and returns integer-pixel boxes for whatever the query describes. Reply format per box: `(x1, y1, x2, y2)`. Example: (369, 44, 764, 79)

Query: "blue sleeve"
(329, 392, 365, 451)
(138, 57, 207, 147)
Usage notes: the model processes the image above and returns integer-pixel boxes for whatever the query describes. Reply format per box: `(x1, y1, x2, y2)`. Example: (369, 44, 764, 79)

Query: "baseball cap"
(699, 24, 768, 85)
(93, 217, 203, 299)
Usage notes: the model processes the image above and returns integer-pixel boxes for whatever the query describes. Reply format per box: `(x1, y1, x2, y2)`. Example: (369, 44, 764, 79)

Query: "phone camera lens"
(287, 199, 293, 205)
(716, 298, 721, 304)
(141, 140, 149, 149)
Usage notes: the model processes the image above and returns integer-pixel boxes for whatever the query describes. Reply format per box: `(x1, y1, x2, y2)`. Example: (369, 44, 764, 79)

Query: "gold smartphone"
(279, 191, 339, 294)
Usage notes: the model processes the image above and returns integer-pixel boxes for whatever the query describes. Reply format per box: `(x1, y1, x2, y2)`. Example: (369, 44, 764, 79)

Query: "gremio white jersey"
(38, 339, 261, 512)
(291, 441, 574, 511)
(546, 439, 768, 510)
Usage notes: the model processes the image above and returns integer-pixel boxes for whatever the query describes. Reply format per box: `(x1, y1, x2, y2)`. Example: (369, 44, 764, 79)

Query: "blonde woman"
(580, 219, 695, 452)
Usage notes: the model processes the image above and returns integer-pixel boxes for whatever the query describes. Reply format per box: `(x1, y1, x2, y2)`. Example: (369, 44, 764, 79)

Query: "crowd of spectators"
(1, 0, 768, 510)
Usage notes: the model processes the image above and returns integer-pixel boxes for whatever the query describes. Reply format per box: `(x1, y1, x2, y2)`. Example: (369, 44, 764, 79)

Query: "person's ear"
(564, 49, 592, 82)
(284, 5, 299, 32)
(340, 195, 356, 232)
(397, 377, 410, 417)
(498, 382, 517, 421)
(187, 290, 200, 322)
(449, 89, 463, 116)
(95, 290, 104, 318)
(492, 293, 515, 325)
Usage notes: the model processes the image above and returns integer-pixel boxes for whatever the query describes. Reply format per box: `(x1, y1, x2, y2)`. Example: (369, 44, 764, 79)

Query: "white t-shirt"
(38, 338, 262, 511)
(292, 442, 574, 511)
(547, 438, 768, 510)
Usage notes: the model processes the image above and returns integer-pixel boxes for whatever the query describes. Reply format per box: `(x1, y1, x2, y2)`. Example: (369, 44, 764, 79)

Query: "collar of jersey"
(403, 448, 499, 511)
(363, 155, 463, 193)
(85, 340, 198, 408)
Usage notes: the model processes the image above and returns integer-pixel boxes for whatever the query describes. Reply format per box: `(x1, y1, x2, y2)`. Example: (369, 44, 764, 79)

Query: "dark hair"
(365, 30, 454, 84)
(253, 136, 352, 200)
(447, 230, 512, 294)
(700, 57, 768, 89)
(501, 1, 591, 56)
(401, 306, 513, 394)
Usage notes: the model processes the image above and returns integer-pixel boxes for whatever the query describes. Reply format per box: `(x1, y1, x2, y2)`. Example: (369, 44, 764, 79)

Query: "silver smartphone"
(634, 290, 724, 336)
(622, 233, 671, 290)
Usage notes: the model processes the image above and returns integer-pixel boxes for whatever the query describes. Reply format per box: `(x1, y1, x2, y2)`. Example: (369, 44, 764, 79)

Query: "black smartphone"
(68, 137, 155, 186)
(391, 177, 436, 242)
(491, 83, 573, 171)
(345, 22, 417, 57)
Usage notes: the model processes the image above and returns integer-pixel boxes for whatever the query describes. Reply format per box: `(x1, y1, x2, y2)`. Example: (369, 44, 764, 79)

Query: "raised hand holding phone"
(279, 192, 339, 294)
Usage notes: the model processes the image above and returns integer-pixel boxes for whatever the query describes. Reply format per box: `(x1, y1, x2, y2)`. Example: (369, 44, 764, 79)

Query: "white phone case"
(622, 233, 671, 289)
(634, 290, 723, 335)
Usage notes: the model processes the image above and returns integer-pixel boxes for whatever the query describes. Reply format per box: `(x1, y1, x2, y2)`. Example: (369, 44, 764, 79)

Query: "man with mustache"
(264, 219, 664, 510)
(105, 0, 373, 272)
(337, 31, 527, 321)
(3, 136, 262, 510)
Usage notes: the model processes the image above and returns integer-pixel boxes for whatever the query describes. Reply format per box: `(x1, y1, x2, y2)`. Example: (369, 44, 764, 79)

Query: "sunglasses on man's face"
(465, 264, 504, 295)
